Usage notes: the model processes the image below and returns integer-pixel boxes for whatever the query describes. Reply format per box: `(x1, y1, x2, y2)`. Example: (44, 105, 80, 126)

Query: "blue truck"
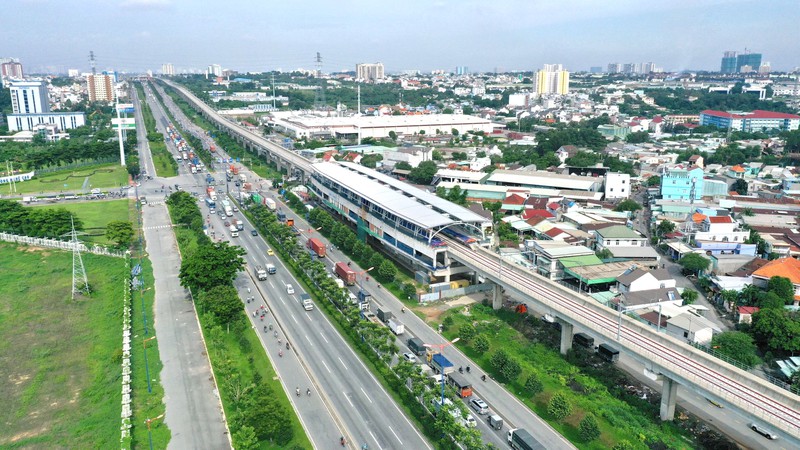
(430, 353, 454, 375)
(204, 197, 216, 213)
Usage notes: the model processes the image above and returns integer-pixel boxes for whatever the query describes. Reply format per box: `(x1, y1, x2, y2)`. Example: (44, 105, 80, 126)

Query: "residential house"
(736, 306, 760, 324)
(660, 167, 705, 201)
(726, 165, 746, 179)
(616, 267, 676, 293)
(665, 312, 721, 346)
(687, 154, 704, 168)
(593, 225, 660, 266)
(751, 257, 800, 305)
(526, 240, 595, 281)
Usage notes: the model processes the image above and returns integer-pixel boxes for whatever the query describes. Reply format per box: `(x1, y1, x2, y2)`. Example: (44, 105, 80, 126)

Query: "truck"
(334, 262, 356, 285)
(360, 310, 382, 326)
(334, 278, 345, 289)
(447, 372, 473, 398)
(286, 218, 295, 227)
(190, 164, 197, 174)
(277, 211, 286, 222)
(239, 173, 247, 183)
(376, 307, 393, 323)
(358, 290, 371, 304)
(307, 238, 326, 258)
(229, 224, 239, 237)
(266, 264, 277, 274)
(598, 343, 620, 362)
(388, 318, 405, 335)
(407, 337, 426, 356)
(206, 187, 217, 201)
(256, 265, 267, 280)
(507, 428, 540, 450)
(206, 174, 215, 185)
(204, 197, 216, 213)
(429, 352, 455, 375)
(234, 219, 244, 231)
(265, 198, 276, 211)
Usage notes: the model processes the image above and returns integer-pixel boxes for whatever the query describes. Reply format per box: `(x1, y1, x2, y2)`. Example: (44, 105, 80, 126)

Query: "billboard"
(116, 103, 135, 114)
(112, 118, 136, 130)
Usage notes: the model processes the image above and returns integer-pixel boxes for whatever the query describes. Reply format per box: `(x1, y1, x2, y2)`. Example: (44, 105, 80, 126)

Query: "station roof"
(313, 162, 487, 231)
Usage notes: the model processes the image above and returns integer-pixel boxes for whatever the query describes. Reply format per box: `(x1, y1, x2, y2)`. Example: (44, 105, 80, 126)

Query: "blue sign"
(235, 158, 240, 162)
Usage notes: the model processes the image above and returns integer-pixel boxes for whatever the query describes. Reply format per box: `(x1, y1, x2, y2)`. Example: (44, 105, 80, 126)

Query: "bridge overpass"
(157, 77, 800, 443)
(446, 238, 800, 442)
(157, 79, 312, 179)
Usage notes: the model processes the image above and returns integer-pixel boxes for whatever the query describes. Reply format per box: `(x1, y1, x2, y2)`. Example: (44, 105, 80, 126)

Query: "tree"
(232, 425, 259, 450)
(432, 150, 443, 161)
(710, 331, 761, 369)
(595, 248, 613, 260)
(105, 221, 134, 248)
(732, 178, 748, 195)
(473, 334, 489, 353)
(524, 373, 543, 396)
(407, 160, 439, 185)
(402, 283, 417, 301)
(179, 242, 247, 292)
(395, 161, 412, 171)
(458, 324, 476, 343)
(547, 392, 573, 422)
(614, 199, 642, 212)
(681, 289, 698, 305)
(377, 259, 397, 282)
(646, 175, 661, 187)
(612, 440, 636, 450)
(388, 130, 397, 142)
(451, 128, 459, 136)
(656, 219, 676, 237)
(200, 285, 242, 326)
(678, 253, 710, 275)
(751, 309, 800, 352)
(625, 131, 650, 143)
(579, 413, 601, 442)
(767, 276, 794, 305)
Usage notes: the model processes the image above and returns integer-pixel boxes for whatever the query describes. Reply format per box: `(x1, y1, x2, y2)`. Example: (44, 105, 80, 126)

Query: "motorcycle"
(306, 388, 311, 396)
(295, 387, 300, 396)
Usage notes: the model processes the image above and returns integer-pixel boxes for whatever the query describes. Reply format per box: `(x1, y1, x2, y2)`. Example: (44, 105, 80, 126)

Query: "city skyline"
(2, 0, 798, 74)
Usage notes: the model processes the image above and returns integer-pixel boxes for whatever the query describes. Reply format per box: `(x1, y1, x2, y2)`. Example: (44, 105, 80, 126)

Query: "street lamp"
(143, 336, 157, 393)
(358, 267, 375, 296)
(145, 413, 165, 450)
(424, 338, 460, 408)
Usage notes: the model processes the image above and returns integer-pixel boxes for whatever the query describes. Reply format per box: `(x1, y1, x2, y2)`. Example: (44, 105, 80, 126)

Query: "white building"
(207, 64, 223, 77)
(161, 63, 175, 76)
(7, 112, 86, 132)
(534, 64, 569, 95)
(485, 169, 602, 192)
(9, 80, 50, 114)
(67, 69, 79, 78)
(604, 172, 630, 199)
(356, 63, 384, 82)
(666, 313, 721, 346)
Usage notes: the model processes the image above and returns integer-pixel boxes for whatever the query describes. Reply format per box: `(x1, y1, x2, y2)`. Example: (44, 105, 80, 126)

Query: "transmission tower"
(313, 52, 327, 111)
(89, 50, 96, 75)
(64, 216, 90, 299)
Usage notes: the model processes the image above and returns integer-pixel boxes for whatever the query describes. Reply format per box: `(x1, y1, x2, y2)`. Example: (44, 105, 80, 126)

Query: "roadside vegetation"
(0, 243, 126, 448)
(8, 163, 129, 195)
(134, 82, 178, 177)
(166, 191, 308, 450)
(28, 198, 130, 246)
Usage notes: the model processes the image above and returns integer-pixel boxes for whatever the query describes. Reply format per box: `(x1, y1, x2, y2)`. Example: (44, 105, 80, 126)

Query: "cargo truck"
(206, 188, 217, 201)
(358, 290, 371, 310)
(239, 173, 247, 183)
(256, 265, 267, 280)
(307, 238, 326, 258)
(376, 307, 393, 323)
(234, 219, 244, 231)
(388, 318, 405, 335)
(334, 262, 356, 285)
(507, 428, 539, 450)
(266, 264, 276, 274)
(265, 198, 276, 211)
(447, 372, 473, 398)
(229, 224, 239, 237)
(429, 353, 455, 375)
(407, 337, 426, 356)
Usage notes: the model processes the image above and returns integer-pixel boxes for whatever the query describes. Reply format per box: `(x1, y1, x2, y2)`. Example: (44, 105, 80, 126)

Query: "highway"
(143, 81, 431, 449)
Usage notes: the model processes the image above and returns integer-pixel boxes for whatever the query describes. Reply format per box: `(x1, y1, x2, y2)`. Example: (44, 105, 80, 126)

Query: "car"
(267, 248, 274, 256)
(469, 397, 489, 415)
(749, 423, 779, 440)
(224, 221, 231, 228)
(402, 352, 417, 363)
(174, 184, 181, 191)
(286, 284, 295, 295)
(251, 229, 258, 236)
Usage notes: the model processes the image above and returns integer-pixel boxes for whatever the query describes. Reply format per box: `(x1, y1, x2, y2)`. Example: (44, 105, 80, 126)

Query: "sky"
(2, 0, 799, 75)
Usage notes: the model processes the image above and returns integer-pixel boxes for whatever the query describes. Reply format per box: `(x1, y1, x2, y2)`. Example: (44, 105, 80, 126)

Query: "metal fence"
(0, 232, 126, 258)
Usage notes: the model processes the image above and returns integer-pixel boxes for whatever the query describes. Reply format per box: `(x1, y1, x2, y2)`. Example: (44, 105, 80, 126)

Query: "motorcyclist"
(296, 387, 300, 396)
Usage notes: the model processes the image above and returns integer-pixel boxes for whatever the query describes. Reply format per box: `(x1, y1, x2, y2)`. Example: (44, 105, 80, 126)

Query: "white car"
(402, 352, 417, 363)
(286, 284, 295, 295)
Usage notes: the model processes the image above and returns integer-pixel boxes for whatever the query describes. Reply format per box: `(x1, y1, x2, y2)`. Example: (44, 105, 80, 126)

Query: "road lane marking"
(320, 332, 329, 344)
(388, 426, 402, 446)
(292, 314, 298, 324)
(345, 392, 354, 407)
(368, 430, 382, 450)
(321, 360, 331, 373)
(305, 334, 314, 346)
(360, 387, 373, 404)
(338, 357, 348, 370)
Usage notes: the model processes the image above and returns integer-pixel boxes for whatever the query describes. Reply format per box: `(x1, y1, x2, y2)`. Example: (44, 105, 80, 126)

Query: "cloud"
(120, 0, 170, 10)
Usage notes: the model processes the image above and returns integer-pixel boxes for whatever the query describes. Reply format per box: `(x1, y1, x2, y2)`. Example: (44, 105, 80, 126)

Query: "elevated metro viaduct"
(161, 77, 800, 443)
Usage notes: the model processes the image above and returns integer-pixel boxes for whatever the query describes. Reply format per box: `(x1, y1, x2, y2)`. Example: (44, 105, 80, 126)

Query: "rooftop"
(486, 169, 600, 191)
(752, 257, 800, 284)
(595, 225, 644, 239)
(700, 109, 800, 120)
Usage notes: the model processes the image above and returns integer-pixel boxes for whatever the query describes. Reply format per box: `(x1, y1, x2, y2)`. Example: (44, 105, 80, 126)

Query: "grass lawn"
(0, 243, 127, 449)
(150, 140, 178, 178)
(29, 199, 131, 245)
(439, 304, 694, 450)
(13, 164, 129, 195)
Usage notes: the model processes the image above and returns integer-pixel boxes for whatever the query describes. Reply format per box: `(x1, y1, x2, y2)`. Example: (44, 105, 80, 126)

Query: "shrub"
(548, 392, 573, 422)
(579, 413, 601, 442)
(473, 334, 489, 353)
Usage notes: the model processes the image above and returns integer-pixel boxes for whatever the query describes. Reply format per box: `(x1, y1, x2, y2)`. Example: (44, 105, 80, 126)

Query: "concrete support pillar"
(491, 283, 503, 310)
(558, 320, 574, 355)
(659, 377, 679, 421)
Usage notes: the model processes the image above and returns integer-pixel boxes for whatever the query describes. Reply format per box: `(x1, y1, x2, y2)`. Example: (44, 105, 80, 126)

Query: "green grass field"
(11, 164, 129, 195)
(29, 199, 130, 245)
(150, 140, 178, 178)
(0, 243, 126, 449)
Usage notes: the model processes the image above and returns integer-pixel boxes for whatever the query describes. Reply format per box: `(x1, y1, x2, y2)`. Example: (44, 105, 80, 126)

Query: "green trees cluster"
(435, 185, 468, 206)
(0, 199, 83, 237)
(407, 160, 439, 185)
(614, 199, 642, 212)
(650, 88, 793, 115)
(678, 253, 710, 275)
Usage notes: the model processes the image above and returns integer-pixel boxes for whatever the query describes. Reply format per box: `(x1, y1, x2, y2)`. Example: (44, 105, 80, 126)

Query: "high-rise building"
(67, 69, 79, 78)
(9, 80, 50, 114)
(759, 62, 771, 74)
(356, 63, 385, 82)
(720, 51, 737, 74)
(207, 64, 222, 77)
(1, 58, 24, 80)
(534, 64, 569, 95)
(737, 53, 762, 73)
(607, 63, 622, 74)
(161, 63, 175, 76)
(455, 66, 469, 75)
(87, 73, 115, 102)
(590, 66, 603, 74)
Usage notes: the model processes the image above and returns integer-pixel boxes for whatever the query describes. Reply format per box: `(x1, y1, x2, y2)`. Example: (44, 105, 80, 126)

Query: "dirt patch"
(416, 293, 482, 323)
(5, 425, 50, 444)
